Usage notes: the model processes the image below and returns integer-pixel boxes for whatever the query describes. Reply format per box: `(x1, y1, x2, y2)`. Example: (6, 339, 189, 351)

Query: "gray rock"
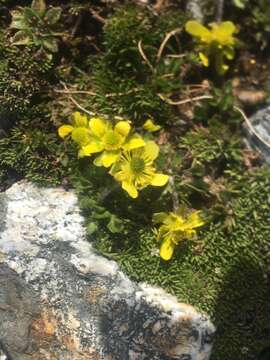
(0, 181, 215, 359)
(0, 342, 8, 360)
(186, 0, 204, 22)
(244, 106, 270, 164)
(0, 194, 7, 233)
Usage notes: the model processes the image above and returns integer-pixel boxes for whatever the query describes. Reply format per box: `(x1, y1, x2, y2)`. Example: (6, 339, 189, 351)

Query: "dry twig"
(157, 28, 182, 62)
(54, 89, 96, 95)
(90, 8, 106, 24)
(59, 82, 95, 116)
(138, 40, 155, 73)
(158, 93, 213, 106)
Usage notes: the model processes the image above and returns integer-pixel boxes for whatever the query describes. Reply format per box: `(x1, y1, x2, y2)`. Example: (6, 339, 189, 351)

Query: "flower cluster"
(185, 20, 237, 75)
(58, 112, 168, 198)
(153, 210, 205, 260)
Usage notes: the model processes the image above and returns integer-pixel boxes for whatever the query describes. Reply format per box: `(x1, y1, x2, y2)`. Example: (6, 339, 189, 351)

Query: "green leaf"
(86, 222, 98, 235)
(43, 38, 58, 53)
(10, 10, 26, 29)
(31, 0, 46, 16)
(107, 215, 123, 233)
(12, 30, 32, 45)
(224, 46, 235, 60)
(45, 7, 62, 25)
(24, 8, 39, 24)
(152, 212, 167, 223)
(232, 0, 247, 8)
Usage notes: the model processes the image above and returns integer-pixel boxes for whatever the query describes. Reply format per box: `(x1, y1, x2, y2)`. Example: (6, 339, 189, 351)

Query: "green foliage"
(229, 0, 270, 50)
(181, 125, 243, 169)
(194, 81, 242, 125)
(84, 6, 189, 125)
(71, 162, 130, 235)
(0, 106, 75, 189)
(252, 0, 270, 44)
(0, 31, 53, 114)
(10, 0, 62, 54)
(232, 0, 248, 9)
(94, 168, 270, 359)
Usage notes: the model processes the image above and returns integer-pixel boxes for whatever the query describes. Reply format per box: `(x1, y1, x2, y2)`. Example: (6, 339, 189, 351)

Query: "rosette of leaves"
(10, 0, 62, 54)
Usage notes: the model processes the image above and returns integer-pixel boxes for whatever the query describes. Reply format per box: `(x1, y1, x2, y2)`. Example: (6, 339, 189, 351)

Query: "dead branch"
(157, 28, 182, 62)
(158, 93, 213, 106)
(138, 40, 155, 73)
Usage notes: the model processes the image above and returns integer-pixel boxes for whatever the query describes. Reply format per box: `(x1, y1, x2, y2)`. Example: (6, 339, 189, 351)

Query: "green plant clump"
(0, 32, 53, 114)
(84, 6, 190, 125)
(91, 169, 270, 359)
(0, 107, 75, 189)
(10, 0, 62, 54)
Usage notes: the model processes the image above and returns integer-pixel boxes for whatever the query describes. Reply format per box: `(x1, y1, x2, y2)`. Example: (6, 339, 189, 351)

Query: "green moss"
(0, 31, 53, 115)
(84, 6, 189, 125)
(92, 169, 270, 359)
(0, 105, 76, 189)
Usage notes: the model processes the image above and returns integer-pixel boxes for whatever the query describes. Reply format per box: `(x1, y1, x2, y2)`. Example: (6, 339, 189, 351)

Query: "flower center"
(130, 157, 145, 175)
(103, 130, 122, 150)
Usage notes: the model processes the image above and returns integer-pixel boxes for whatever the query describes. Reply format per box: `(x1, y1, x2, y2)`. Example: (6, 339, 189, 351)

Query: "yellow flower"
(185, 20, 237, 74)
(143, 119, 161, 132)
(110, 141, 169, 198)
(79, 117, 145, 167)
(153, 210, 205, 261)
(58, 112, 91, 146)
(185, 20, 236, 46)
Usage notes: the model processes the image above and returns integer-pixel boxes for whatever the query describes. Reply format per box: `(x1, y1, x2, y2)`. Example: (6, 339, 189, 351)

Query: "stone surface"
(186, 0, 204, 22)
(244, 106, 270, 164)
(0, 181, 215, 359)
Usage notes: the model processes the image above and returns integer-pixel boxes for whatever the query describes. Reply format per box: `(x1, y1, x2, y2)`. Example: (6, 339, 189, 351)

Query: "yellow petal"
(101, 151, 120, 168)
(123, 135, 145, 151)
(115, 121, 131, 137)
(72, 112, 88, 127)
(122, 181, 138, 198)
(199, 52, 209, 67)
(151, 173, 169, 186)
(78, 141, 104, 157)
(93, 154, 103, 166)
(89, 117, 108, 138)
(143, 141, 159, 162)
(58, 125, 74, 138)
(210, 21, 236, 46)
(186, 211, 205, 228)
(217, 21, 236, 36)
(159, 238, 174, 261)
(71, 128, 90, 146)
(143, 119, 161, 132)
(185, 20, 212, 43)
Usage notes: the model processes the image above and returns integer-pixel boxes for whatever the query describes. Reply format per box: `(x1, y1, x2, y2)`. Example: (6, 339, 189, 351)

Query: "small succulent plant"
(10, 0, 62, 54)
